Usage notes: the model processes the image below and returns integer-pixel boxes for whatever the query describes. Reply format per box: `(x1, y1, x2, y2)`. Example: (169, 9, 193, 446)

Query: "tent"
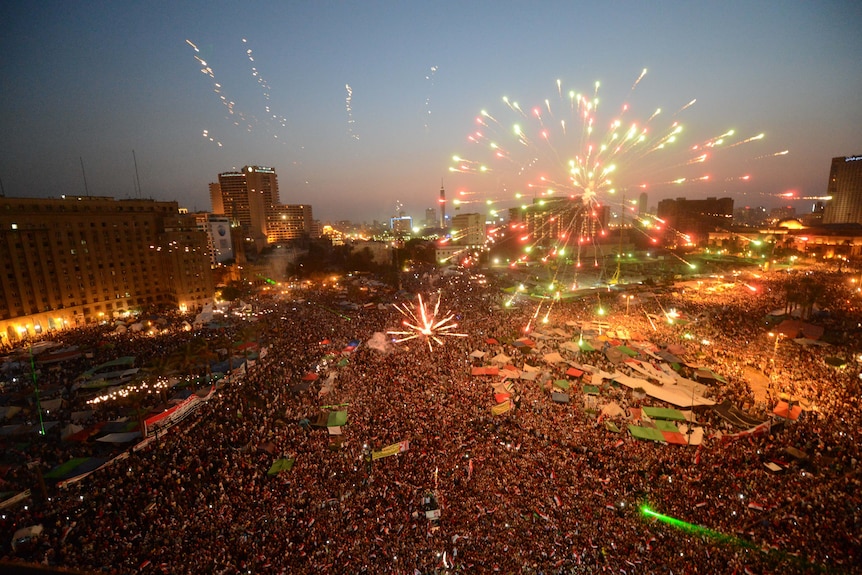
(542, 352, 565, 363)
(628, 425, 666, 442)
(327, 410, 348, 427)
(642, 407, 687, 421)
(471, 366, 499, 376)
(96, 431, 142, 443)
(600, 402, 625, 418)
(470, 350, 486, 358)
(566, 367, 584, 378)
(613, 373, 715, 408)
(695, 368, 727, 384)
(552, 379, 570, 390)
(44, 457, 108, 481)
(773, 401, 802, 420)
(775, 319, 824, 340)
(578, 339, 597, 352)
(12, 525, 43, 551)
(551, 392, 570, 403)
(714, 400, 766, 428)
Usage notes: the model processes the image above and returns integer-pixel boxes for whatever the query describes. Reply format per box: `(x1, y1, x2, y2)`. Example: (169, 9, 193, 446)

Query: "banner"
(371, 440, 409, 460)
(491, 400, 512, 415)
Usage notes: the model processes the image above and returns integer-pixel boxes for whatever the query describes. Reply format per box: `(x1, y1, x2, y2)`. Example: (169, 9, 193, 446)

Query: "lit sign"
(846, 156, 862, 162)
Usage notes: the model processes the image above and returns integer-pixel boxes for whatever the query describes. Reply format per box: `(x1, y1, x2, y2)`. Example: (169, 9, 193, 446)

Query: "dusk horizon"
(1, 1, 860, 222)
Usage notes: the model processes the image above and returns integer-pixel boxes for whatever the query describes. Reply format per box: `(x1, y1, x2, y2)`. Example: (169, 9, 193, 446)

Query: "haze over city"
(1, 0, 861, 222)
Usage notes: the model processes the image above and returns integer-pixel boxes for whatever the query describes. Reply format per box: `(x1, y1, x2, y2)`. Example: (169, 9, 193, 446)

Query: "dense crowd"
(1, 267, 861, 574)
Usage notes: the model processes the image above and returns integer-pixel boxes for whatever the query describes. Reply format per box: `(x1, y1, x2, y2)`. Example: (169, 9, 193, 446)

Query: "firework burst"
(388, 292, 467, 352)
(450, 70, 785, 264)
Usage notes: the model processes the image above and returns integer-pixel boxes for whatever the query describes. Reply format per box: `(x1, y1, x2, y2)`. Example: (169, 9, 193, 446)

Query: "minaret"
(438, 182, 446, 228)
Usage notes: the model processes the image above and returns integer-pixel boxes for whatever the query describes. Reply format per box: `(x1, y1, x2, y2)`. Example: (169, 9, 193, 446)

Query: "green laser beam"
(641, 505, 830, 572)
(641, 506, 753, 548)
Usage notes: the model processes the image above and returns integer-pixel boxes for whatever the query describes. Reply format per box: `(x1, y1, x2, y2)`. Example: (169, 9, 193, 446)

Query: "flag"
(371, 440, 409, 460)
(491, 400, 512, 415)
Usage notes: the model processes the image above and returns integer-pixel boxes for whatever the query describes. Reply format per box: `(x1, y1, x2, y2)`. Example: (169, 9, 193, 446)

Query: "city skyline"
(1, 1, 861, 222)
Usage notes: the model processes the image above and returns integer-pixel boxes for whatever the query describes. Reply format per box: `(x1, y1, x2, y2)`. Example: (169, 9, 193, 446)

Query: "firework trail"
(201, 129, 223, 148)
(185, 38, 257, 138)
(345, 84, 359, 140)
(242, 38, 288, 137)
(424, 65, 438, 130)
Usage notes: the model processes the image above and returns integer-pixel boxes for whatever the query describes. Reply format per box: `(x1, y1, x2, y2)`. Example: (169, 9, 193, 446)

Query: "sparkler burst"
(388, 292, 468, 351)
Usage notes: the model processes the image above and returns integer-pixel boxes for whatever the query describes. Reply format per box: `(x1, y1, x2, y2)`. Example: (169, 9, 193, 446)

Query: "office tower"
(209, 182, 224, 215)
(656, 196, 733, 245)
(216, 166, 280, 242)
(0, 196, 214, 341)
(823, 155, 862, 224)
(425, 207, 437, 228)
(451, 213, 485, 246)
(267, 204, 315, 242)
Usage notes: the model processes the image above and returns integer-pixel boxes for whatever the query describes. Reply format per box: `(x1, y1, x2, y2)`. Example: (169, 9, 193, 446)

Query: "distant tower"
(638, 192, 648, 216)
(438, 182, 446, 228)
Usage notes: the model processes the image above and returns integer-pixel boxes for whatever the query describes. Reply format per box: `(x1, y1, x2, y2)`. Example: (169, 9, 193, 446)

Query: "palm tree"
(142, 354, 177, 405)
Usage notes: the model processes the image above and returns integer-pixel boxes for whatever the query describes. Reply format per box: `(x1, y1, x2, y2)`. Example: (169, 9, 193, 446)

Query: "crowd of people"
(1, 266, 861, 574)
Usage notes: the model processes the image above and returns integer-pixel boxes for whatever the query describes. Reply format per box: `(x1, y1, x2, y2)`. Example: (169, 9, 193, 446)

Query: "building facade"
(0, 196, 214, 343)
(214, 166, 280, 242)
(823, 155, 862, 225)
(450, 212, 485, 246)
(266, 204, 315, 243)
(656, 196, 733, 246)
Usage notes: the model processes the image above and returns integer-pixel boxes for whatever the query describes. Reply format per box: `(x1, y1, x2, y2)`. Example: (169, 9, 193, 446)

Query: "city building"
(201, 214, 234, 264)
(768, 205, 797, 223)
(390, 214, 413, 236)
(0, 196, 214, 343)
(508, 197, 609, 246)
(209, 182, 224, 215)
(734, 206, 768, 227)
(213, 166, 280, 242)
(267, 204, 315, 243)
(424, 207, 438, 229)
(823, 155, 862, 225)
(450, 212, 485, 246)
(656, 196, 733, 246)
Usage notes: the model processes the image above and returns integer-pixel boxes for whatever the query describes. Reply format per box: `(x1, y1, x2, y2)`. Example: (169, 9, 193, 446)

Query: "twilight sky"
(1, 1, 860, 223)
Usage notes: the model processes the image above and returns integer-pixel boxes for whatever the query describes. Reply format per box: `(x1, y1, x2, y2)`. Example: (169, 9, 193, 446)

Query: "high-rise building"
(656, 196, 733, 246)
(451, 213, 485, 246)
(823, 155, 862, 225)
(425, 207, 437, 229)
(209, 182, 224, 215)
(0, 196, 214, 342)
(267, 204, 315, 242)
(216, 166, 280, 242)
(509, 197, 609, 245)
